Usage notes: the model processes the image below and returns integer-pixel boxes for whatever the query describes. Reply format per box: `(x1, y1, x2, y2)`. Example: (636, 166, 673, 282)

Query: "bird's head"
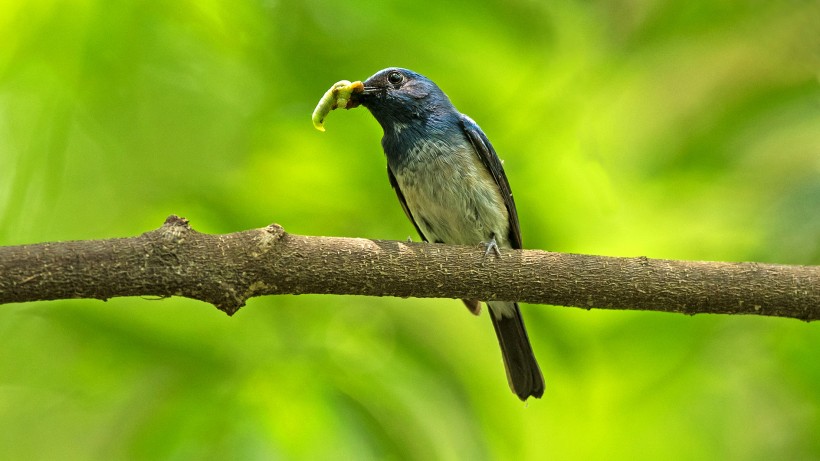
(350, 68, 455, 129)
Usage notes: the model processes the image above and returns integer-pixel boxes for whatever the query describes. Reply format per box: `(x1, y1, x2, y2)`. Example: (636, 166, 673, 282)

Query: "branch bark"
(1, 215, 817, 320)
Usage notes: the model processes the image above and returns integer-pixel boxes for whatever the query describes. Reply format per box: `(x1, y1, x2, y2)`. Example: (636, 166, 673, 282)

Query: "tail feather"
(488, 301, 544, 400)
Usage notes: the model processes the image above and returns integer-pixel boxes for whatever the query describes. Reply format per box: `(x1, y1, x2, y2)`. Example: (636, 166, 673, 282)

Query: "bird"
(349, 67, 545, 400)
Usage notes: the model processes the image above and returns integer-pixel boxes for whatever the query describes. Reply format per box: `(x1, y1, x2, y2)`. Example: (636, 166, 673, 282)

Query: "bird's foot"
(481, 236, 502, 263)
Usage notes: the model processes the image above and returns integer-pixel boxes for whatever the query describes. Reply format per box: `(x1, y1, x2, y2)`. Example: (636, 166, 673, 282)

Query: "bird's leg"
(481, 235, 502, 262)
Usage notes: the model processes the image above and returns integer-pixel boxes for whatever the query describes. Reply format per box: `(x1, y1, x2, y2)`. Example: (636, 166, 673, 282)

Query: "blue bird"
(350, 67, 545, 400)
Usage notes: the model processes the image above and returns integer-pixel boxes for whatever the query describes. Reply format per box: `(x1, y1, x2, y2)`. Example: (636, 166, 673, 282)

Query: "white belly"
(393, 142, 510, 247)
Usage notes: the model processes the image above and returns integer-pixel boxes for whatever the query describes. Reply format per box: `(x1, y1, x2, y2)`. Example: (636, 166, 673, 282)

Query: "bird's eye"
(387, 71, 404, 85)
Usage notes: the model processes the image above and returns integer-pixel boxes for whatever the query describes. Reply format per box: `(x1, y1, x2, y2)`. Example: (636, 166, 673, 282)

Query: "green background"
(1, 1, 819, 459)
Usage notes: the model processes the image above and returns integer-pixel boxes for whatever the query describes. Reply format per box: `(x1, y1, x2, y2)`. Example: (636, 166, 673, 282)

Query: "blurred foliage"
(1, 0, 819, 459)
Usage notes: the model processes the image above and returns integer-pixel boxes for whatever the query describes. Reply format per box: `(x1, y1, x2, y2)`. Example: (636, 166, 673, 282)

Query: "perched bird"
(350, 67, 545, 400)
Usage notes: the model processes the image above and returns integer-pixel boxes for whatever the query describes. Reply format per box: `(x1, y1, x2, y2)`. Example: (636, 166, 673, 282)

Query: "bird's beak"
(348, 85, 379, 108)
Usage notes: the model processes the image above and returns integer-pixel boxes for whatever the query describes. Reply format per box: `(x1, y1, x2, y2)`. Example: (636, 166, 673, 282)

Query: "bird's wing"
(459, 114, 522, 249)
(387, 166, 427, 242)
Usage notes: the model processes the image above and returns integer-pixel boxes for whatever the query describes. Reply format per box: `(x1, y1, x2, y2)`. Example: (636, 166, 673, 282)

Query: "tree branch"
(1, 215, 817, 320)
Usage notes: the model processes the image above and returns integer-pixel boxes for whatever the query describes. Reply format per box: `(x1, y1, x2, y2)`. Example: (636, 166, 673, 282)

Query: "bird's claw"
(481, 236, 502, 263)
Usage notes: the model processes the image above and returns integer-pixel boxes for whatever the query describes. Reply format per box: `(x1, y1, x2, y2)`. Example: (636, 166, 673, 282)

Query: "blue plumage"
(353, 68, 544, 400)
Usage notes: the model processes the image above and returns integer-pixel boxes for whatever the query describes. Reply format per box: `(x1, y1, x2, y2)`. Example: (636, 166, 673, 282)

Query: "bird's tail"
(487, 301, 545, 400)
